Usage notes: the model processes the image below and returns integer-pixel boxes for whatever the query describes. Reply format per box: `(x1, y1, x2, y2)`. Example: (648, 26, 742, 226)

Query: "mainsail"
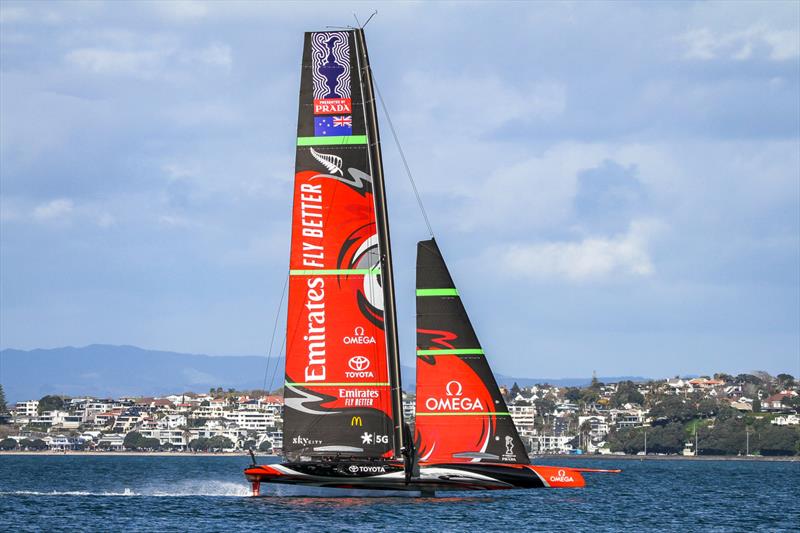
(414, 239, 529, 464)
(283, 30, 402, 460)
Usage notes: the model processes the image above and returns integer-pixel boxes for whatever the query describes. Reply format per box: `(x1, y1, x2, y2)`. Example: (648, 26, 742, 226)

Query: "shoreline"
(0, 451, 275, 457)
(1, 450, 796, 461)
(534, 453, 799, 462)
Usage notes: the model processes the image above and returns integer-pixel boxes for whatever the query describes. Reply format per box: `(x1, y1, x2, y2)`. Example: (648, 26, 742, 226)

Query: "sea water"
(1, 455, 797, 532)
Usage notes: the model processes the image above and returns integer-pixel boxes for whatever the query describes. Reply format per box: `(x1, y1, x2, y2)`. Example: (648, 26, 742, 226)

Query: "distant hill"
(0, 345, 649, 402)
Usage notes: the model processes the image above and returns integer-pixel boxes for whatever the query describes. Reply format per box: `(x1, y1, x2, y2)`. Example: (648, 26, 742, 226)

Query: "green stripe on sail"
(416, 349, 484, 356)
(415, 412, 511, 417)
(416, 288, 459, 297)
(286, 382, 390, 387)
(297, 135, 368, 146)
(289, 268, 379, 276)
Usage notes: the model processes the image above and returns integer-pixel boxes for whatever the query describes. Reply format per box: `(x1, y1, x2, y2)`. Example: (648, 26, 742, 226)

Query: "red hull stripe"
(287, 382, 390, 387)
(415, 411, 511, 416)
(416, 348, 484, 355)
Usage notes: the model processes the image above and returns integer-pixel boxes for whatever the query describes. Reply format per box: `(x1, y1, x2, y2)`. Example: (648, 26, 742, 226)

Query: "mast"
(353, 28, 404, 458)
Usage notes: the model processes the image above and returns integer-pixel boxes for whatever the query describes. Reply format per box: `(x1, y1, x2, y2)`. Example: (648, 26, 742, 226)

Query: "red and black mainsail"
(282, 30, 403, 461)
(415, 239, 528, 464)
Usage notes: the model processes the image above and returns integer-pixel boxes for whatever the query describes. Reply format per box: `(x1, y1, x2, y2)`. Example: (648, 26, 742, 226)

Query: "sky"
(1, 1, 798, 379)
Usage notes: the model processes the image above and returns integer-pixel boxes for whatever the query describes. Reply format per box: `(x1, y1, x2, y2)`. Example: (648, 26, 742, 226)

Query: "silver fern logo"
(309, 147, 343, 176)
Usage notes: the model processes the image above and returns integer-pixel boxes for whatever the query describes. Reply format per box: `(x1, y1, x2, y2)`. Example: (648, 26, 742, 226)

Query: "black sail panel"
(414, 239, 529, 464)
(282, 30, 399, 461)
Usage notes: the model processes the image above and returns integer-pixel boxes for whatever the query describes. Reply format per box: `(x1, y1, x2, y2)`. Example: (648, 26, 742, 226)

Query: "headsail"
(414, 239, 529, 464)
(283, 30, 401, 460)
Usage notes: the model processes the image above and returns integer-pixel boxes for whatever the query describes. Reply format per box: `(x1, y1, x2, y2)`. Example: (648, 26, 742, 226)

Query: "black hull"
(244, 461, 587, 495)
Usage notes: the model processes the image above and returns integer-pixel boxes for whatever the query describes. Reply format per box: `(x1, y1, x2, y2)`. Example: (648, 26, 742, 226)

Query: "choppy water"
(1, 455, 798, 532)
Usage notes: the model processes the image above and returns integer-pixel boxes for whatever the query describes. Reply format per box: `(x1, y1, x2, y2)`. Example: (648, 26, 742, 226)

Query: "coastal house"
(528, 434, 574, 454)
(223, 409, 276, 431)
(509, 403, 537, 437)
(578, 415, 610, 440)
(729, 400, 753, 412)
(12, 400, 39, 424)
(45, 435, 80, 451)
(609, 408, 645, 429)
(97, 434, 125, 450)
(93, 409, 124, 427)
(402, 394, 415, 422)
(771, 414, 799, 426)
(112, 409, 148, 432)
(762, 393, 795, 411)
(139, 428, 188, 448)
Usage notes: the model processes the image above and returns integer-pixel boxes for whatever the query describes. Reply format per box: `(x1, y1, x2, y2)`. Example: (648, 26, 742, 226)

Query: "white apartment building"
(528, 434, 574, 454)
(509, 404, 537, 436)
(224, 409, 276, 431)
(112, 411, 148, 432)
(13, 400, 39, 423)
(578, 415, 610, 440)
(402, 398, 415, 421)
(610, 409, 645, 429)
(97, 434, 125, 450)
(139, 428, 187, 448)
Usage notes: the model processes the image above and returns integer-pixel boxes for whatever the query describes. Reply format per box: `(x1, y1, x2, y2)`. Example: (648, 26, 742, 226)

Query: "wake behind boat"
(244, 26, 618, 496)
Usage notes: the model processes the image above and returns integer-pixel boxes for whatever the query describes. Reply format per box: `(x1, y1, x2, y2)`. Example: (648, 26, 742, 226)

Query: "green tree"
(510, 382, 521, 398)
(37, 395, 65, 414)
(752, 398, 761, 413)
(0, 437, 17, 450)
(123, 431, 161, 451)
(258, 440, 273, 453)
(756, 425, 799, 456)
(608, 424, 686, 455)
(189, 437, 209, 451)
(610, 381, 645, 407)
(564, 387, 582, 403)
(20, 438, 47, 450)
(0, 384, 7, 414)
(736, 374, 762, 385)
(206, 435, 235, 451)
(776, 373, 795, 388)
(649, 396, 697, 424)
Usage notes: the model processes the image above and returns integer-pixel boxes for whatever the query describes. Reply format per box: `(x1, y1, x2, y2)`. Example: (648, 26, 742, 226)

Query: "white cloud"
(400, 72, 565, 132)
(0, 6, 27, 23)
(64, 40, 232, 80)
(494, 219, 664, 282)
(33, 198, 73, 221)
(193, 43, 232, 68)
(454, 143, 607, 231)
(65, 47, 167, 78)
(152, 1, 209, 21)
(678, 25, 800, 61)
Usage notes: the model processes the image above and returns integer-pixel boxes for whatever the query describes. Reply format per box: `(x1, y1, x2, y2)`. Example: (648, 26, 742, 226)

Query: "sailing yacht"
(244, 27, 617, 495)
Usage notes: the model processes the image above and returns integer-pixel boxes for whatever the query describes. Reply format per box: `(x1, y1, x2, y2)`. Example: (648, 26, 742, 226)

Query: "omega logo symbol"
(348, 356, 370, 371)
(354, 326, 365, 336)
(445, 380, 463, 397)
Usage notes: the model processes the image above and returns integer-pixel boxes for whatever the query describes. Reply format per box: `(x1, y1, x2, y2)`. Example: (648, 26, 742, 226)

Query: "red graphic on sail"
(414, 239, 528, 464)
(284, 170, 395, 458)
(281, 30, 397, 460)
(415, 330, 498, 463)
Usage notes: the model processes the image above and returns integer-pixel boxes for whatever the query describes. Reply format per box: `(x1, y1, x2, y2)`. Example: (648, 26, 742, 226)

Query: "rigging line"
(372, 76, 435, 238)
(261, 272, 289, 394)
(362, 10, 378, 29)
(267, 333, 287, 395)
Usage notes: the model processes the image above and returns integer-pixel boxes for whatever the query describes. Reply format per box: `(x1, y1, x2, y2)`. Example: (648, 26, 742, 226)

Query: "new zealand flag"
(315, 115, 352, 136)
